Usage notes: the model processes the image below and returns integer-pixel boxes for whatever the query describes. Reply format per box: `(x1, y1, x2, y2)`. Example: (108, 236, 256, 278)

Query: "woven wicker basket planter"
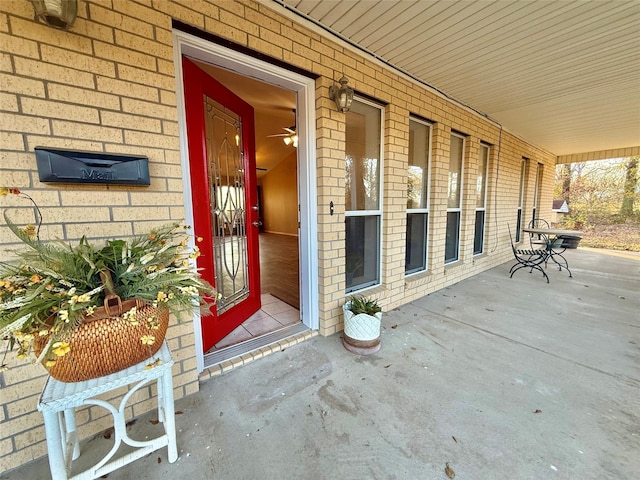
(342, 303, 382, 355)
(34, 295, 169, 383)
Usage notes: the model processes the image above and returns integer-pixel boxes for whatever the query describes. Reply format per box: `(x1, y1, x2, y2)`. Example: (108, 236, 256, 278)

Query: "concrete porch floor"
(5, 248, 639, 479)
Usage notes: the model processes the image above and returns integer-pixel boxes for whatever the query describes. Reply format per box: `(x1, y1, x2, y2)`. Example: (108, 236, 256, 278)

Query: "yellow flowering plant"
(0, 187, 216, 371)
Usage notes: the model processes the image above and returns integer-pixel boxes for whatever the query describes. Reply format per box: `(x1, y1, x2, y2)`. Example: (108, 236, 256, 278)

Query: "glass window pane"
(447, 135, 464, 209)
(445, 211, 460, 263)
(516, 208, 522, 242)
(408, 120, 430, 209)
(346, 215, 380, 291)
(345, 101, 381, 212)
(533, 163, 544, 211)
(405, 213, 428, 273)
(476, 145, 489, 208)
(516, 159, 526, 242)
(518, 159, 526, 208)
(474, 210, 485, 255)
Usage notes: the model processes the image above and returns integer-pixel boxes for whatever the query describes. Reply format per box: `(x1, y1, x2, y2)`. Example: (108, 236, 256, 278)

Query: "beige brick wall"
(0, 0, 557, 472)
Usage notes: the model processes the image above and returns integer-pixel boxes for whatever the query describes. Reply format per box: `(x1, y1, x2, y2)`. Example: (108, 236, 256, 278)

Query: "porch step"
(202, 323, 314, 372)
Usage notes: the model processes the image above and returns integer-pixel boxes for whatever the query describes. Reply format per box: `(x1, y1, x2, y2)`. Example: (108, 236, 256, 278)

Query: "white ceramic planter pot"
(342, 302, 383, 354)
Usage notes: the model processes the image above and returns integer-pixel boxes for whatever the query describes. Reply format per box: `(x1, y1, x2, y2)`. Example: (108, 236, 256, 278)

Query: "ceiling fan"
(267, 109, 297, 147)
(267, 126, 298, 147)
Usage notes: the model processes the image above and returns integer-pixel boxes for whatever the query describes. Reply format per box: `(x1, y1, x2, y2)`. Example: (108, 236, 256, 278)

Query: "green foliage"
(555, 157, 640, 251)
(556, 158, 639, 223)
(620, 157, 638, 217)
(347, 295, 382, 316)
(562, 211, 587, 230)
(0, 214, 216, 365)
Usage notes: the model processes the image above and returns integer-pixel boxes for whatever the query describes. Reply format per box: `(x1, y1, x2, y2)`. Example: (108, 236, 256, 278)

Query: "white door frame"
(172, 29, 319, 373)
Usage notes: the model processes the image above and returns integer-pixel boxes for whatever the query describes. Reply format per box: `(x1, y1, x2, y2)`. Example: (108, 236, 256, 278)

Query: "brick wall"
(0, 0, 557, 472)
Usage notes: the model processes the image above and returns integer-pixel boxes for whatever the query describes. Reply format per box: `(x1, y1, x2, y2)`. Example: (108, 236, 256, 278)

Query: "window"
(445, 133, 465, 263)
(532, 163, 544, 222)
(473, 143, 490, 255)
(406, 118, 432, 274)
(345, 98, 383, 292)
(516, 158, 527, 242)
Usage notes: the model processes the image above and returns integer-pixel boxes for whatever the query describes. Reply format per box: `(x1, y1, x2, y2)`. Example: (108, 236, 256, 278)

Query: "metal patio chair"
(508, 224, 549, 283)
(528, 218, 550, 249)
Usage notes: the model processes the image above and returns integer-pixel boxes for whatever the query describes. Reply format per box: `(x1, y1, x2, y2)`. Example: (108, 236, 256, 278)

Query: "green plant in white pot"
(342, 295, 383, 354)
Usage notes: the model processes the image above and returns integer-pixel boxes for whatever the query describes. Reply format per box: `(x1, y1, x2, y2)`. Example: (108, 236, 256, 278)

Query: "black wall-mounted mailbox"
(35, 148, 150, 185)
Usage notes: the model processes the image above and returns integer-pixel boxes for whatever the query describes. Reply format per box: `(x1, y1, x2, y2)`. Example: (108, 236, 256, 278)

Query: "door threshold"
(200, 323, 316, 380)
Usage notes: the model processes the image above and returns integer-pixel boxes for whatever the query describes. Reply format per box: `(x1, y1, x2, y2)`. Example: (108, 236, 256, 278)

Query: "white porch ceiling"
(276, 0, 640, 157)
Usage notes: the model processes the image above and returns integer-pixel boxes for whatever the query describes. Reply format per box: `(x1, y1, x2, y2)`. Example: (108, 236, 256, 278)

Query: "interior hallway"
(258, 232, 299, 309)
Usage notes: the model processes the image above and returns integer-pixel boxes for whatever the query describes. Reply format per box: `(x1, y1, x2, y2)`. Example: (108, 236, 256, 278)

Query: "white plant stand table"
(36, 341, 177, 480)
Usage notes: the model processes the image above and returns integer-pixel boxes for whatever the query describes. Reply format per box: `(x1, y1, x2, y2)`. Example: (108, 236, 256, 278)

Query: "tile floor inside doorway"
(207, 294, 300, 352)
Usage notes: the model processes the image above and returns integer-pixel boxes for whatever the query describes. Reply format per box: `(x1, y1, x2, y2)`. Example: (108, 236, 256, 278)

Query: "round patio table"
(523, 227, 583, 277)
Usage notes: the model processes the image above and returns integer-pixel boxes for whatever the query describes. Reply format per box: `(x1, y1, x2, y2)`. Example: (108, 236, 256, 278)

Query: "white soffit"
(277, 0, 640, 157)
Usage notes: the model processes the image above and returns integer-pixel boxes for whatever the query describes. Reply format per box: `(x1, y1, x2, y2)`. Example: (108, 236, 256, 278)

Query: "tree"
(554, 163, 571, 201)
(620, 156, 638, 217)
(554, 158, 632, 227)
(554, 157, 640, 251)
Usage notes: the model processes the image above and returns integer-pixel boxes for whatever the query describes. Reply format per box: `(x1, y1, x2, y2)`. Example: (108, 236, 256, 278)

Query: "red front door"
(182, 57, 261, 352)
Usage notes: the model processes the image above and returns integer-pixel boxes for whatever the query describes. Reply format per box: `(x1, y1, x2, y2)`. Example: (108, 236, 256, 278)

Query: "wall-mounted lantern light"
(29, 0, 77, 29)
(329, 76, 354, 113)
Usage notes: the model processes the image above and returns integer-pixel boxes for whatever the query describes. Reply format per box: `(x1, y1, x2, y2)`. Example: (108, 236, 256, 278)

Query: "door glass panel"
(204, 95, 248, 314)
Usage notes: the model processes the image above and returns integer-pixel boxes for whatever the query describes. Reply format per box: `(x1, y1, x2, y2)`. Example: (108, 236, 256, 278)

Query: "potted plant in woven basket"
(342, 295, 383, 355)
(0, 187, 216, 382)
